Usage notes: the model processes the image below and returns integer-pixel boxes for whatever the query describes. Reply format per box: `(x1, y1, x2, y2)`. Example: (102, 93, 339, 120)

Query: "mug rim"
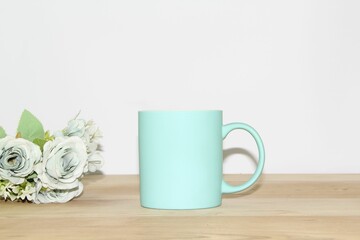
(138, 110, 222, 113)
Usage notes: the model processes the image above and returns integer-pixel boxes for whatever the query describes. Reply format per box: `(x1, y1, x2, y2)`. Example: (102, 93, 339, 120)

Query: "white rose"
(84, 151, 104, 173)
(34, 182, 83, 204)
(85, 120, 102, 146)
(37, 137, 87, 190)
(64, 119, 102, 154)
(64, 119, 86, 138)
(0, 136, 41, 184)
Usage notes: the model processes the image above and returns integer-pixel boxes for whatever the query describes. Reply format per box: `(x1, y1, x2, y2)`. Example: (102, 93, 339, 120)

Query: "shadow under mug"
(138, 110, 265, 210)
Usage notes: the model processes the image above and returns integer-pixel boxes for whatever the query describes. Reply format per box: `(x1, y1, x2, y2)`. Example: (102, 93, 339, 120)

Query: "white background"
(1, 0, 359, 174)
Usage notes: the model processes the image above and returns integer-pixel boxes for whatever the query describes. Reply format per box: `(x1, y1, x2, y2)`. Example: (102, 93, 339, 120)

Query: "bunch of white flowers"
(0, 110, 104, 203)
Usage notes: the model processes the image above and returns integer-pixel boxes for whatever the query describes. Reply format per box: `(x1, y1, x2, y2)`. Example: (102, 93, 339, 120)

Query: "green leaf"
(26, 172, 38, 180)
(44, 130, 54, 141)
(0, 127, 5, 139)
(33, 138, 46, 152)
(17, 110, 45, 141)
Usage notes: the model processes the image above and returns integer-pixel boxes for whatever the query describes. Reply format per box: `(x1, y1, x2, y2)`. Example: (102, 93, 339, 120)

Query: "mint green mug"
(138, 110, 265, 209)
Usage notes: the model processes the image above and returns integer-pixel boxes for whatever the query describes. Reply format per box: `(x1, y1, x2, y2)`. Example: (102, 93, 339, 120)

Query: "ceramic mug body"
(138, 110, 265, 210)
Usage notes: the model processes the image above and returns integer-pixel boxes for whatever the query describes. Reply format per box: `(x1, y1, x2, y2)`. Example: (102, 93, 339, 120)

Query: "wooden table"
(1, 175, 359, 239)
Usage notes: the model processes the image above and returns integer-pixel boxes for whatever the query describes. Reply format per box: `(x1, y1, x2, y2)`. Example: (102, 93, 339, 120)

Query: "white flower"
(63, 119, 102, 154)
(18, 181, 37, 201)
(84, 120, 102, 147)
(0, 136, 41, 184)
(34, 182, 83, 204)
(84, 151, 104, 173)
(64, 119, 86, 138)
(0, 180, 16, 200)
(36, 137, 87, 190)
(0, 179, 36, 201)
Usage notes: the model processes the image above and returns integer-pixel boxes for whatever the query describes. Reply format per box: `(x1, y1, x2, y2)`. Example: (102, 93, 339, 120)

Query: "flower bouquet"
(0, 110, 104, 203)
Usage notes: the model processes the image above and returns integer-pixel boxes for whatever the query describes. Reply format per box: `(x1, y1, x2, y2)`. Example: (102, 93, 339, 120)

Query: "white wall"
(1, 0, 359, 174)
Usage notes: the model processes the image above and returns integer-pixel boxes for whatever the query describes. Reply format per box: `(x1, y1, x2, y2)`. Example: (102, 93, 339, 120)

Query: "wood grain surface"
(0, 174, 359, 239)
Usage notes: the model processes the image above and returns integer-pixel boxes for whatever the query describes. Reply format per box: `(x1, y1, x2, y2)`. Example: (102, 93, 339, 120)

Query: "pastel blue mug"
(138, 110, 265, 209)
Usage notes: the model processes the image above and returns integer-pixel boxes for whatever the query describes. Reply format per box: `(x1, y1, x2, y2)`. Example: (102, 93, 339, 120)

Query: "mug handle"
(221, 122, 265, 194)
